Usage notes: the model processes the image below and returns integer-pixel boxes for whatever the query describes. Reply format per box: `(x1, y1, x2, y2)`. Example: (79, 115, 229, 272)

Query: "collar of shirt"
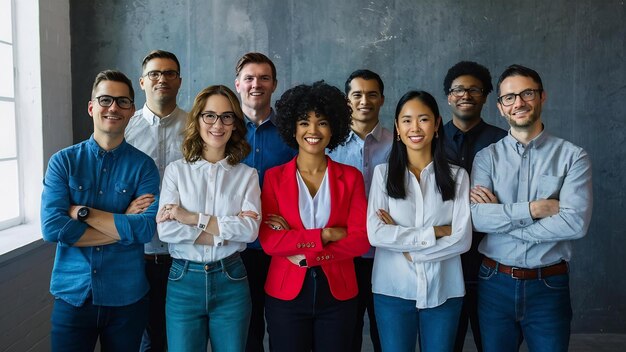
(141, 104, 181, 127)
(245, 109, 276, 130)
(188, 157, 233, 172)
(504, 125, 549, 152)
(87, 135, 128, 159)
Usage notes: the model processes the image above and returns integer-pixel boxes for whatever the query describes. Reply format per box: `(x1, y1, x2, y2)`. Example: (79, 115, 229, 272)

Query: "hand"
(321, 227, 347, 245)
(530, 199, 559, 219)
(434, 225, 452, 238)
(238, 210, 260, 220)
(157, 204, 196, 225)
(68, 205, 82, 220)
(265, 214, 290, 231)
(470, 186, 499, 204)
(376, 209, 396, 225)
(125, 194, 155, 214)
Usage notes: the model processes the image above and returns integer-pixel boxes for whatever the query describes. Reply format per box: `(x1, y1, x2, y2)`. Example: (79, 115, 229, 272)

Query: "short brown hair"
(91, 70, 134, 100)
(235, 52, 277, 82)
(141, 50, 181, 73)
(182, 85, 250, 165)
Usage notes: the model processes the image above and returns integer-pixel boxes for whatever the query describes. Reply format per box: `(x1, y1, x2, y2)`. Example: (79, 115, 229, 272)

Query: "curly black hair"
(275, 81, 352, 152)
(443, 61, 493, 96)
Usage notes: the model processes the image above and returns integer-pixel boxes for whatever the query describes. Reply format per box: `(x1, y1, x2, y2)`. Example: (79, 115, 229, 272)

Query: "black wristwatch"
(77, 207, 90, 222)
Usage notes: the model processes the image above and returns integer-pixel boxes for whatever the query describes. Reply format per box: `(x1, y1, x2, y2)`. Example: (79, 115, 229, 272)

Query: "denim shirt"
(242, 110, 297, 249)
(41, 136, 160, 307)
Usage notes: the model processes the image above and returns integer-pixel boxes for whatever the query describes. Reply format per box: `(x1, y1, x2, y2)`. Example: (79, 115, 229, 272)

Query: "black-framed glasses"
(93, 95, 134, 109)
(200, 112, 236, 126)
(449, 87, 484, 97)
(143, 70, 180, 81)
(497, 89, 543, 106)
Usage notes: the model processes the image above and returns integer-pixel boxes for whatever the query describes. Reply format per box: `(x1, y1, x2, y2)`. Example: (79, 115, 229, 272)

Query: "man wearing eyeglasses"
(442, 61, 507, 352)
(124, 50, 187, 352)
(234, 52, 297, 352)
(470, 64, 593, 352)
(41, 70, 160, 351)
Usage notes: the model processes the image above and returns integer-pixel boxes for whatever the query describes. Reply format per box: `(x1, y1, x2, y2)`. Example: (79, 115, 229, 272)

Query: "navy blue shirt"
(41, 136, 160, 306)
(443, 119, 507, 282)
(242, 110, 297, 248)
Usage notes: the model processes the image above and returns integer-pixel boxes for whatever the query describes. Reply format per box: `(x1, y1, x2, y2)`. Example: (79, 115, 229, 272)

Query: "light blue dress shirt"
(471, 129, 593, 268)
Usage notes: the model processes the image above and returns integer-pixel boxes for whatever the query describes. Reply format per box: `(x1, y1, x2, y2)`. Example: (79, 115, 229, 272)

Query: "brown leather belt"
(483, 257, 568, 280)
(144, 254, 172, 264)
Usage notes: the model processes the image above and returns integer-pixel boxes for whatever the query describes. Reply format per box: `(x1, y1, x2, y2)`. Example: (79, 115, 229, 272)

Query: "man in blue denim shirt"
(235, 52, 297, 352)
(41, 70, 160, 352)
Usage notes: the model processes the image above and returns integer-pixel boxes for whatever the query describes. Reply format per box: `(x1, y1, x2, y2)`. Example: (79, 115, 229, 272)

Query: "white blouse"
(158, 158, 261, 263)
(367, 163, 471, 308)
(297, 169, 330, 229)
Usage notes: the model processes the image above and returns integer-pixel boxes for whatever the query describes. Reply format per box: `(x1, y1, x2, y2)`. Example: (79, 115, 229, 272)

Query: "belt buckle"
(510, 266, 522, 279)
(154, 254, 160, 264)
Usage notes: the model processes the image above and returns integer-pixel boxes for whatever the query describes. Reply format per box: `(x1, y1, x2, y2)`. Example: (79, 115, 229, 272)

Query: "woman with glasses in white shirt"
(367, 90, 471, 352)
(157, 85, 261, 352)
(259, 81, 370, 352)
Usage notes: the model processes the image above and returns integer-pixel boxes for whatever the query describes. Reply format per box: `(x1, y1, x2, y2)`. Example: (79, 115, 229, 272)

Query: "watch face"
(78, 207, 89, 221)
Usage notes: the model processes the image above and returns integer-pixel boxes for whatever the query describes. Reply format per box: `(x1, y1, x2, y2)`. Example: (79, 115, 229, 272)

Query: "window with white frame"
(0, 0, 21, 230)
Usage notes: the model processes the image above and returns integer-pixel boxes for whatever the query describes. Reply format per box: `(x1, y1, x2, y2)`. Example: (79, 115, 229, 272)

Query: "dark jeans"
(51, 295, 148, 352)
(265, 267, 357, 352)
(453, 282, 482, 352)
(241, 248, 271, 352)
(140, 257, 171, 352)
(352, 257, 381, 352)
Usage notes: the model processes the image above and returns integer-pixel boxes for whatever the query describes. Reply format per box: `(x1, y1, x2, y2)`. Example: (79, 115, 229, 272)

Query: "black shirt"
(443, 118, 507, 282)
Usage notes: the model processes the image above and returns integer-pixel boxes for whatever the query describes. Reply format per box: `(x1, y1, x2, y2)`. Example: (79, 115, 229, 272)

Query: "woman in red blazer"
(259, 81, 370, 352)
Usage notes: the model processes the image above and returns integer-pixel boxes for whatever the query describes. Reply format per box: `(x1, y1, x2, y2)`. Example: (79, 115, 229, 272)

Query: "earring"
(435, 131, 439, 139)
(396, 134, 400, 141)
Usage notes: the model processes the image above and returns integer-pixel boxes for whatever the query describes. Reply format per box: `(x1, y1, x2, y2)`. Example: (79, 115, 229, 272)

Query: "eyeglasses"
(143, 70, 180, 81)
(200, 112, 236, 126)
(93, 95, 134, 109)
(497, 89, 543, 106)
(449, 87, 484, 97)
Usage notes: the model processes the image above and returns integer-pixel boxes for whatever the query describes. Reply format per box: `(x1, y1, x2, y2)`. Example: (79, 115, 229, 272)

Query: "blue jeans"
(51, 295, 148, 352)
(478, 263, 572, 352)
(374, 293, 462, 352)
(166, 253, 251, 352)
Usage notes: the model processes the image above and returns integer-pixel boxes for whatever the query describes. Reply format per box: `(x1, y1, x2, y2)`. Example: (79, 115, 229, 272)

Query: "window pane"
(0, 160, 19, 222)
(0, 0, 11, 43)
(0, 101, 16, 158)
(0, 42, 14, 97)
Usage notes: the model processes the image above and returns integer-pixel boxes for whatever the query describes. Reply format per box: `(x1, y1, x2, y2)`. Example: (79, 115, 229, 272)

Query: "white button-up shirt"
(297, 169, 331, 229)
(157, 158, 261, 263)
(367, 163, 471, 308)
(125, 104, 188, 255)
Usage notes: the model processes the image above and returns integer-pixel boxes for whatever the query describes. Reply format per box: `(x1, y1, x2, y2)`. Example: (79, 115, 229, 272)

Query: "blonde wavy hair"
(182, 85, 250, 165)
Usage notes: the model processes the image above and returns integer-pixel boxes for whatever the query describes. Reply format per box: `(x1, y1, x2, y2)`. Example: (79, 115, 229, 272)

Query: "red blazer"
(260, 156, 370, 301)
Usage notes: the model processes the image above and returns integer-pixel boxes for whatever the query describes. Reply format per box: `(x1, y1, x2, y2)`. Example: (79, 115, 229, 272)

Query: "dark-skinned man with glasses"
(470, 64, 592, 352)
(125, 50, 187, 352)
(442, 61, 507, 352)
(41, 70, 160, 351)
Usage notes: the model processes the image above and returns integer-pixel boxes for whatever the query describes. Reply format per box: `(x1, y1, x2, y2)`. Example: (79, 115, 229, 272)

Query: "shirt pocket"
(114, 182, 133, 205)
(537, 175, 565, 199)
(68, 176, 93, 205)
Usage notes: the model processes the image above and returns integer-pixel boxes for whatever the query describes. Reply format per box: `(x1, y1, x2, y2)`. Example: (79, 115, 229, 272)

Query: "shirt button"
(256, 148, 260, 153)
(78, 186, 83, 190)
(96, 247, 100, 251)
(93, 270, 97, 274)
(103, 168, 107, 172)
(99, 190, 103, 195)
(421, 241, 427, 245)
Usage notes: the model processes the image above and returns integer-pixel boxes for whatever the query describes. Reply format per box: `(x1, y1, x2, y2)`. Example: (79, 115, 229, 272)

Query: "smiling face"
(447, 74, 486, 122)
(395, 98, 440, 155)
(295, 111, 332, 157)
(198, 94, 236, 160)
(88, 80, 135, 143)
(139, 57, 182, 111)
(497, 75, 545, 130)
(347, 77, 385, 124)
(235, 62, 277, 120)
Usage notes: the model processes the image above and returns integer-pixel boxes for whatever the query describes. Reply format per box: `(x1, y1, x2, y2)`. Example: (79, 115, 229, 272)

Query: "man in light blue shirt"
(125, 50, 187, 352)
(328, 69, 392, 352)
(470, 64, 592, 352)
(41, 70, 160, 351)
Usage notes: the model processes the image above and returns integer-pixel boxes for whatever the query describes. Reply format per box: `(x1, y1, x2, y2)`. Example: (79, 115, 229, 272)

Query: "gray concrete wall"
(68, 0, 626, 333)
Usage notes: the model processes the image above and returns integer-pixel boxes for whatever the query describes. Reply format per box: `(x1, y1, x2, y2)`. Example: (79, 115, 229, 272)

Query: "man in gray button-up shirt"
(470, 64, 592, 352)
